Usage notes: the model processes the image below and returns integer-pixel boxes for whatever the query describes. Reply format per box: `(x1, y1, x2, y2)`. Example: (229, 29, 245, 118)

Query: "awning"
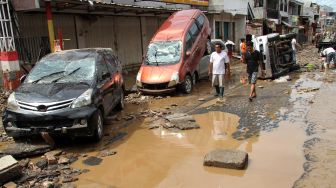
(13, 0, 183, 15)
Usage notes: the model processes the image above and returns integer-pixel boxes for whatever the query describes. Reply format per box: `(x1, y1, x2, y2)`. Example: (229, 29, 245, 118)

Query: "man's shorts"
(248, 72, 258, 84)
(326, 52, 336, 64)
(212, 74, 225, 87)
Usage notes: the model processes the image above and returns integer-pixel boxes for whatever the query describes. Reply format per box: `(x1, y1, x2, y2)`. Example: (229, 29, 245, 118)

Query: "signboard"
(12, 0, 39, 11)
(162, 0, 208, 6)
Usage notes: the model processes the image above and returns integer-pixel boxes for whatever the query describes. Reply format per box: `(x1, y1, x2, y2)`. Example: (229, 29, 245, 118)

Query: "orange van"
(136, 9, 211, 94)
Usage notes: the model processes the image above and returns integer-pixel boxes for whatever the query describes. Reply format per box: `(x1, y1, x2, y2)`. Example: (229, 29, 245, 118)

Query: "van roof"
(152, 9, 200, 41)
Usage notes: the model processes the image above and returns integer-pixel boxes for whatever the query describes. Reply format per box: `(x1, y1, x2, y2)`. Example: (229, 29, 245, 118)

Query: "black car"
(2, 48, 125, 142)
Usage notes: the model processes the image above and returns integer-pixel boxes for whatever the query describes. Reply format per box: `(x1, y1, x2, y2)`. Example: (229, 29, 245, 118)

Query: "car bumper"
(2, 106, 98, 138)
(139, 87, 176, 94)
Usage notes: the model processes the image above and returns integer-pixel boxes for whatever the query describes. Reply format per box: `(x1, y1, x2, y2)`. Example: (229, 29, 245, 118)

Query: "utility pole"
(0, 0, 21, 90)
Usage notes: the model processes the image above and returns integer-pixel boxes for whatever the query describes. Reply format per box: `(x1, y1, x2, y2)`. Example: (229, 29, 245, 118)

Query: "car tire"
(180, 75, 193, 94)
(116, 91, 125, 111)
(90, 110, 104, 142)
(205, 39, 212, 55)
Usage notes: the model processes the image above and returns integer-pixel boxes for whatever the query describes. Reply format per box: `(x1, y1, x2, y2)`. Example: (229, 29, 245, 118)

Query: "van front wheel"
(180, 75, 193, 94)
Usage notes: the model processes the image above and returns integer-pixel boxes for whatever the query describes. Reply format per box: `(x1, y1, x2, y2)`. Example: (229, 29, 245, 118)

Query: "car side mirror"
(102, 72, 111, 80)
(20, 75, 27, 83)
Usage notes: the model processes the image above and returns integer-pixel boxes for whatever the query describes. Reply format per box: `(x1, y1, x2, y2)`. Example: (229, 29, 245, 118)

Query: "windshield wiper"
(51, 67, 81, 83)
(32, 71, 65, 84)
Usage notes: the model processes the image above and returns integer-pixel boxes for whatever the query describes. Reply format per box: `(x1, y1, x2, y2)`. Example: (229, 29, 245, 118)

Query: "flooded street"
(1, 49, 336, 188)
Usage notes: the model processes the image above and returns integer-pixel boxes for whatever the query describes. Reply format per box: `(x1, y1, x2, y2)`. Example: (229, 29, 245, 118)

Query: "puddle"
(82, 156, 103, 166)
(72, 111, 305, 188)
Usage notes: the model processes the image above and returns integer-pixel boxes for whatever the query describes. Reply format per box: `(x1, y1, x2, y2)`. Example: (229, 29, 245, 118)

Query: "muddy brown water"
(72, 111, 305, 188)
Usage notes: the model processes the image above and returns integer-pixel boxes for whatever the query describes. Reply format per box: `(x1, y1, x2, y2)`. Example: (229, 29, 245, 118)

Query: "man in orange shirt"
(240, 38, 246, 63)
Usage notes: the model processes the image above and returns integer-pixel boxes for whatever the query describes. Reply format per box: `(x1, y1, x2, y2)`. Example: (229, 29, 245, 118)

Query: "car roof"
(42, 48, 115, 62)
(152, 9, 201, 41)
(52, 48, 114, 55)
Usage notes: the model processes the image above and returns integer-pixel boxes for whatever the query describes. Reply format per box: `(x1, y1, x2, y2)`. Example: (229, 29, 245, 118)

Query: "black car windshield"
(145, 41, 182, 65)
(26, 52, 96, 84)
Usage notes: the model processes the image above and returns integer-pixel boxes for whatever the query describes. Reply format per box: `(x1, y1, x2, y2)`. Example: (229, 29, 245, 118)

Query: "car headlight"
(7, 93, 19, 111)
(168, 72, 179, 87)
(71, 89, 93, 108)
(136, 71, 142, 87)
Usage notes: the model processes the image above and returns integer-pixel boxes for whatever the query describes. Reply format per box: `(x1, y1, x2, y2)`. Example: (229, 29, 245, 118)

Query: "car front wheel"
(90, 110, 103, 142)
(180, 75, 193, 94)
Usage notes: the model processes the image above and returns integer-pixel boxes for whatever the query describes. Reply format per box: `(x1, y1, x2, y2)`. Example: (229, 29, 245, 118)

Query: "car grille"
(17, 99, 75, 112)
(16, 119, 74, 128)
(142, 82, 169, 90)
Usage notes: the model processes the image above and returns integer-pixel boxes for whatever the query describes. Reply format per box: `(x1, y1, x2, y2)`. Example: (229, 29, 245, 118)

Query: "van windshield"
(145, 41, 182, 65)
(26, 54, 96, 84)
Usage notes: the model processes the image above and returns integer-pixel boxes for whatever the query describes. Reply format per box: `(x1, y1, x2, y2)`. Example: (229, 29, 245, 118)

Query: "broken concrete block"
(203, 149, 248, 170)
(46, 155, 57, 165)
(58, 157, 70, 164)
(0, 155, 22, 184)
(3, 181, 17, 188)
(41, 181, 54, 188)
(0, 143, 52, 158)
(165, 113, 200, 130)
(44, 150, 62, 158)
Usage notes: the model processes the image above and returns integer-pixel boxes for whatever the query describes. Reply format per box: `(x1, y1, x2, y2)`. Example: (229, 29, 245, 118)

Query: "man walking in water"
(208, 43, 230, 100)
(244, 41, 261, 102)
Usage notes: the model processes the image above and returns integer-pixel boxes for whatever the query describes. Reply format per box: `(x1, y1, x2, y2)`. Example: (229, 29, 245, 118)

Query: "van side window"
(196, 14, 205, 28)
(189, 22, 200, 42)
(104, 53, 117, 74)
(185, 32, 193, 52)
(97, 54, 110, 81)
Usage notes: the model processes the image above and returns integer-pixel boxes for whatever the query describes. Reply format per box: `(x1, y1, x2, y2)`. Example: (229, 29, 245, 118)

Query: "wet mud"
(71, 110, 306, 188)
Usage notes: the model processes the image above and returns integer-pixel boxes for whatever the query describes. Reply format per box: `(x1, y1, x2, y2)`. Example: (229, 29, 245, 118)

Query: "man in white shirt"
(208, 43, 230, 100)
(321, 47, 336, 70)
(291, 38, 297, 63)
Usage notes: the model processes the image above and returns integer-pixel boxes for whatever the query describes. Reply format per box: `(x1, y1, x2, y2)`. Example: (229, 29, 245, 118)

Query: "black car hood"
(15, 83, 92, 103)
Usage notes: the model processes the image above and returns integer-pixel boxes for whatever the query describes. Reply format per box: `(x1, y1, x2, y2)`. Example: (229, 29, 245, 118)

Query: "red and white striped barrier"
(0, 51, 22, 90)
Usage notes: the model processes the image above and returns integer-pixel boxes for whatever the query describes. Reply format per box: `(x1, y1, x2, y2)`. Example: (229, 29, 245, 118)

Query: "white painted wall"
(209, 0, 248, 15)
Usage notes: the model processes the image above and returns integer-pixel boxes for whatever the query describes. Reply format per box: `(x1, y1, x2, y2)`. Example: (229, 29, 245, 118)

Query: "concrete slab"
(0, 143, 52, 159)
(203, 149, 248, 170)
(0, 155, 22, 185)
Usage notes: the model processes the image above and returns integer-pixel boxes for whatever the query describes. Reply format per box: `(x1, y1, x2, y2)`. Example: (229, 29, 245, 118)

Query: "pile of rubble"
(0, 89, 10, 114)
(0, 90, 12, 143)
(125, 92, 153, 105)
(0, 149, 88, 188)
(297, 45, 323, 71)
(125, 92, 170, 105)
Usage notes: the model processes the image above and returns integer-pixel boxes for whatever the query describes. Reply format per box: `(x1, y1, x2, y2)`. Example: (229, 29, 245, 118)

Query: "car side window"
(185, 32, 193, 52)
(189, 22, 200, 42)
(97, 54, 110, 82)
(104, 53, 117, 74)
(196, 14, 205, 29)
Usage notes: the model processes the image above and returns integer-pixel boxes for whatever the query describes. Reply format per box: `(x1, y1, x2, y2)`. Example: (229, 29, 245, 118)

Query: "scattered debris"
(203, 149, 248, 170)
(3, 181, 17, 188)
(258, 85, 264, 88)
(148, 113, 200, 130)
(0, 155, 22, 185)
(0, 143, 52, 159)
(297, 87, 320, 93)
(98, 150, 117, 157)
(274, 75, 291, 83)
(198, 98, 205, 101)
